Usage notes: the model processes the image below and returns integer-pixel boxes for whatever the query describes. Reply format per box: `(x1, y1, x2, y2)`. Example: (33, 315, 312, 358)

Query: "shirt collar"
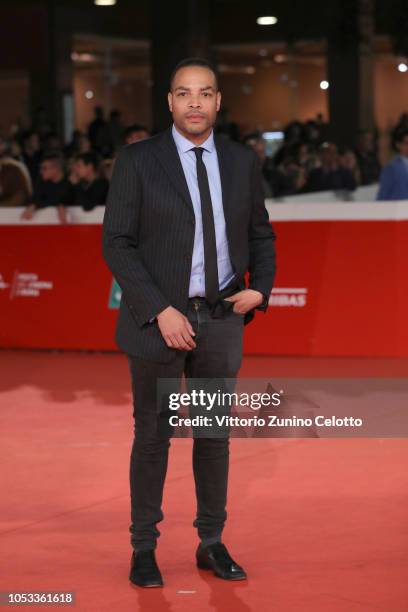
(172, 123, 215, 154)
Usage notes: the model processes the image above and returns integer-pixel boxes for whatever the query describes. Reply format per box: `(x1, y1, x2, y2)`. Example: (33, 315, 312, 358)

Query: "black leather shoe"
(196, 542, 247, 580)
(129, 550, 163, 588)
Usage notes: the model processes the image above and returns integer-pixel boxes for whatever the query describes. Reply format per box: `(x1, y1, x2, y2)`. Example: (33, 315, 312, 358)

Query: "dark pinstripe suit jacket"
(102, 126, 276, 363)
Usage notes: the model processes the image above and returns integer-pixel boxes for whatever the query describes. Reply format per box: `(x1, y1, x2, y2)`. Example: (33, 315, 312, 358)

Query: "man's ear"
(216, 91, 221, 112)
(167, 92, 173, 112)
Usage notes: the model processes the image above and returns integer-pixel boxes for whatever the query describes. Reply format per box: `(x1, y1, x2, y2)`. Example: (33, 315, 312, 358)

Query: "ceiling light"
(256, 16, 278, 26)
(94, 0, 116, 6)
(398, 62, 408, 73)
(320, 80, 329, 90)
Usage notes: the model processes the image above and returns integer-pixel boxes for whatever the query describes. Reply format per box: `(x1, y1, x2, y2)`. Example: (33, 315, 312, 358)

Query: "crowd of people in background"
(1, 105, 408, 221)
(0, 107, 153, 220)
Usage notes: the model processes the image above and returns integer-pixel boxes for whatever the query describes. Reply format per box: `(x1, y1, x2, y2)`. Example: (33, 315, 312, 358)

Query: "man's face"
(397, 136, 408, 157)
(40, 160, 60, 181)
(321, 143, 338, 166)
(168, 66, 221, 137)
(75, 159, 91, 180)
(78, 136, 91, 153)
(28, 133, 40, 151)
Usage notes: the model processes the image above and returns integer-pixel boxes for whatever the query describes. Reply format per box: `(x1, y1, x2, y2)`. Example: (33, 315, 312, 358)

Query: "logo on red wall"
(269, 288, 308, 307)
(2, 272, 54, 299)
(109, 278, 122, 308)
(0, 274, 9, 291)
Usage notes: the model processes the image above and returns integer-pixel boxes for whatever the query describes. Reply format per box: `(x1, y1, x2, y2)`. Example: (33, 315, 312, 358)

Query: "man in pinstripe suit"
(102, 57, 276, 587)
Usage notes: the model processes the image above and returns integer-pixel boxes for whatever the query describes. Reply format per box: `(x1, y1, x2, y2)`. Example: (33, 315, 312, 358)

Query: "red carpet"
(0, 350, 407, 611)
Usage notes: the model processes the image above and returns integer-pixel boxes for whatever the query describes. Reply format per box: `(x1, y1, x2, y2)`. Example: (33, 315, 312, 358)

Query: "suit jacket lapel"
(153, 127, 195, 215)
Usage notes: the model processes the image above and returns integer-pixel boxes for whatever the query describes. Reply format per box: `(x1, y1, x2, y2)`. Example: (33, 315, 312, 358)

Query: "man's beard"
(182, 120, 213, 135)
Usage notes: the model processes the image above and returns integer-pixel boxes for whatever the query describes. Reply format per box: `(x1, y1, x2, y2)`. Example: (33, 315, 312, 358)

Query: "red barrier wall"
(1, 204, 408, 356)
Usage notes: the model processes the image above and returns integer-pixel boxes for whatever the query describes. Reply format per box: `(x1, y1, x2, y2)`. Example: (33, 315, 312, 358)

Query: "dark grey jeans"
(127, 297, 244, 552)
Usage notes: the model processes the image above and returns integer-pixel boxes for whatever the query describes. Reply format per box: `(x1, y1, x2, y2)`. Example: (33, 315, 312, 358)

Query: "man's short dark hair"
(75, 152, 100, 171)
(41, 151, 64, 168)
(394, 128, 408, 144)
(169, 57, 219, 91)
(124, 124, 149, 139)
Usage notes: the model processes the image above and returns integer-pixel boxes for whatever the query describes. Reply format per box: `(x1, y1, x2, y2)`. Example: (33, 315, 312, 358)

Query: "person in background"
(11, 116, 31, 145)
(66, 132, 92, 157)
(97, 109, 124, 155)
(43, 133, 62, 153)
(313, 114, 329, 144)
(339, 147, 361, 186)
(101, 157, 115, 182)
(279, 155, 308, 195)
(9, 138, 23, 160)
(0, 136, 32, 207)
(243, 134, 288, 197)
(21, 152, 74, 223)
(306, 142, 356, 193)
(391, 113, 408, 150)
(64, 129, 82, 158)
(283, 120, 304, 145)
(376, 128, 408, 201)
(273, 121, 304, 167)
(32, 105, 53, 141)
(21, 131, 42, 184)
(277, 142, 314, 196)
(78, 134, 91, 154)
(124, 124, 150, 145)
(73, 152, 109, 211)
(295, 142, 319, 174)
(88, 106, 106, 151)
(215, 107, 240, 141)
(67, 155, 79, 186)
(355, 130, 381, 185)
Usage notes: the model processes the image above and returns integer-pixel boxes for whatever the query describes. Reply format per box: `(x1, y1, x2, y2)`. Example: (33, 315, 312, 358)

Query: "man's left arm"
(247, 151, 277, 312)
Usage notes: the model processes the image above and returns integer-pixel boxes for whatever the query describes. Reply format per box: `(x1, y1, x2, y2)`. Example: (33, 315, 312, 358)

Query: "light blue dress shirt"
(172, 123, 235, 297)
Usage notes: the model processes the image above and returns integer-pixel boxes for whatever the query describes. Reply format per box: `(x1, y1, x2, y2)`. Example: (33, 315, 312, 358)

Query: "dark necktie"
(192, 147, 219, 304)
